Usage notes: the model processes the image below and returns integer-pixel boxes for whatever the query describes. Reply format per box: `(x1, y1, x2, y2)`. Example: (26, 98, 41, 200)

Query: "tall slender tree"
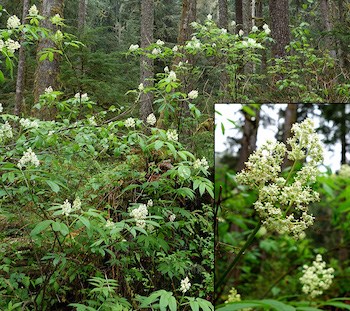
(140, 0, 154, 122)
(269, 0, 290, 58)
(218, 0, 228, 29)
(178, 0, 197, 45)
(14, 0, 30, 116)
(33, 0, 64, 119)
(78, 0, 88, 31)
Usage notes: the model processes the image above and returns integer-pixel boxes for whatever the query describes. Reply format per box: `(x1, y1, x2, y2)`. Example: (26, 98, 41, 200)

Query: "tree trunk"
(242, 0, 252, 34)
(282, 103, 297, 169)
(140, 0, 154, 122)
(218, 0, 228, 29)
(178, 0, 197, 45)
(340, 104, 347, 164)
(235, 0, 243, 33)
(269, 0, 290, 58)
(236, 106, 260, 171)
(33, 0, 64, 119)
(78, 0, 87, 31)
(14, 0, 30, 116)
(320, 0, 336, 58)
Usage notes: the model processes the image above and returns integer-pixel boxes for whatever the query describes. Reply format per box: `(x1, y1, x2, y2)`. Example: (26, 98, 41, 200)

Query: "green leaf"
(30, 220, 54, 236)
(46, 180, 60, 193)
(78, 216, 90, 229)
(320, 302, 350, 310)
(190, 301, 199, 311)
(169, 296, 177, 311)
(0, 70, 4, 83)
(178, 166, 191, 179)
(242, 105, 256, 117)
(154, 140, 164, 150)
(296, 307, 324, 311)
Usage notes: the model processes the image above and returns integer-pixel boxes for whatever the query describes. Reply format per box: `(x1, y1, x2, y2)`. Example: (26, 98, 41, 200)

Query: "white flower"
(238, 29, 244, 36)
(164, 66, 169, 73)
(7, 15, 21, 29)
(130, 204, 149, 228)
(129, 44, 139, 52)
(124, 117, 135, 128)
(0, 121, 13, 141)
(146, 113, 156, 126)
(169, 214, 176, 222)
(17, 148, 40, 169)
(168, 71, 177, 82)
(207, 14, 212, 20)
(29, 5, 39, 16)
(180, 277, 191, 293)
(263, 24, 271, 35)
(186, 37, 201, 49)
(54, 30, 64, 42)
(105, 219, 115, 228)
(231, 21, 236, 27)
(0, 103, 3, 113)
(193, 157, 209, 170)
(156, 39, 164, 46)
(166, 129, 178, 142)
(75, 92, 89, 101)
(172, 45, 178, 52)
(61, 200, 72, 216)
(188, 90, 198, 99)
(51, 14, 63, 25)
(0, 40, 4, 50)
(147, 199, 153, 207)
(45, 86, 53, 94)
(252, 25, 259, 32)
(300, 254, 334, 298)
(88, 116, 97, 126)
(48, 130, 55, 136)
(221, 28, 227, 34)
(225, 287, 241, 303)
(5, 39, 21, 53)
(138, 83, 144, 91)
(19, 118, 39, 129)
(152, 48, 161, 55)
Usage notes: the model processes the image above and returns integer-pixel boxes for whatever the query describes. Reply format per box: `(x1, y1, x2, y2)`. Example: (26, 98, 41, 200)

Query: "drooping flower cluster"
(263, 23, 271, 35)
(124, 117, 135, 128)
(180, 276, 191, 293)
(193, 157, 209, 170)
(146, 113, 156, 126)
(129, 44, 139, 52)
(236, 119, 323, 239)
(5, 39, 21, 54)
(166, 129, 178, 142)
(74, 92, 89, 101)
(0, 121, 13, 142)
(17, 148, 40, 169)
(45, 86, 54, 94)
(60, 197, 81, 216)
(299, 254, 334, 298)
(7, 15, 21, 29)
(19, 118, 39, 129)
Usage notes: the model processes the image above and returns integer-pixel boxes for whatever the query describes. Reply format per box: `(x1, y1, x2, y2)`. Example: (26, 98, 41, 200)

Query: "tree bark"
(235, 0, 243, 33)
(340, 104, 347, 164)
(282, 103, 297, 169)
(140, 0, 154, 122)
(269, 0, 290, 58)
(178, 0, 197, 45)
(320, 0, 336, 58)
(236, 107, 260, 172)
(14, 0, 30, 116)
(78, 0, 87, 31)
(218, 0, 228, 29)
(33, 0, 64, 119)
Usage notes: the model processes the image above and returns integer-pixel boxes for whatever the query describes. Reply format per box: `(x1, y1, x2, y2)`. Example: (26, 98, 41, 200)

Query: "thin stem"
(215, 221, 262, 292)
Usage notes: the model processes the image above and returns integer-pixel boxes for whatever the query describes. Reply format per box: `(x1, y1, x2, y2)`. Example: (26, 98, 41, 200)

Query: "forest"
(0, 0, 350, 310)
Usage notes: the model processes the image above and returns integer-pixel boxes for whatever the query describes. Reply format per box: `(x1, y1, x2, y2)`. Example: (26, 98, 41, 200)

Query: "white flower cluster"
(237, 119, 323, 239)
(146, 113, 156, 126)
(4, 39, 21, 54)
(54, 30, 64, 42)
(156, 39, 164, 46)
(186, 36, 201, 49)
(263, 23, 271, 35)
(75, 92, 89, 101)
(130, 202, 149, 229)
(0, 121, 13, 141)
(300, 254, 334, 298)
(0, 103, 3, 113)
(242, 38, 263, 49)
(61, 197, 81, 216)
(188, 90, 198, 99)
(152, 47, 161, 55)
(124, 117, 135, 128)
(51, 14, 63, 25)
(17, 148, 40, 169)
(7, 15, 21, 29)
(251, 25, 259, 32)
(29, 5, 39, 16)
(169, 214, 176, 222)
(45, 86, 54, 93)
(225, 287, 241, 303)
(166, 129, 178, 142)
(105, 219, 115, 228)
(19, 118, 39, 129)
(338, 164, 350, 178)
(193, 157, 209, 170)
(168, 71, 177, 82)
(180, 276, 191, 293)
(129, 44, 139, 52)
(138, 83, 144, 91)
